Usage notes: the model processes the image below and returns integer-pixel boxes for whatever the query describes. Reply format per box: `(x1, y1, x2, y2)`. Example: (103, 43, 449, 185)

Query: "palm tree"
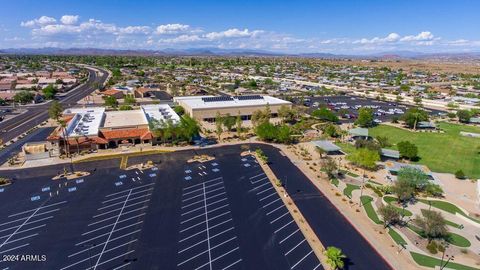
(324, 246, 347, 269)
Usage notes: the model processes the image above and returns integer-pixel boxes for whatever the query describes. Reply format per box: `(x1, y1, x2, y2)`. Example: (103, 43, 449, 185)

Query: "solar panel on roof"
(236, 95, 264, 100)
(202, 96, 234, 102)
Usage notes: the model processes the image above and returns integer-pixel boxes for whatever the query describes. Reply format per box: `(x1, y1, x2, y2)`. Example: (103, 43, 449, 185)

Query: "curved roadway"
(0, 66, 109, 144)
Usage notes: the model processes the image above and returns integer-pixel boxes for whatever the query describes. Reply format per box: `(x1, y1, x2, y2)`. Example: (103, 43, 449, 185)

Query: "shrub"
(426, 241, 438, 254)
(455, 170, 466, 179)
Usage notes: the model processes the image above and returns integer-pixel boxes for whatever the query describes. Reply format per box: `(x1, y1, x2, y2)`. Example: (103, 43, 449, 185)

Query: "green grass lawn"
(382, 196, 413, 216)
(335, 142, 356, 155)
(330, 177, 339, 187)
(408, 225, 471, 248)
(369, 122, 480, 178)
(388, 228, 407, 246)
(343, 183, 360, 198)
(410, 252, 480, 270)
(418, 199, 480, 224)
(447, 232, 471, 247)
(360, 195, 382, 224)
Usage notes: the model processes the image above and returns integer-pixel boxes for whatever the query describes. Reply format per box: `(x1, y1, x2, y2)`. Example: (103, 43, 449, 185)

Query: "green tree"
(414, 210, 448, 242)
(455, 170, 466, 179)
(276, 124, 292, 143)
(255, 122, 277, 141)
(48, 100, 63, 122)
(42, 84, 57, 100)
(347, 148, 380, 170)
(123, 94, 136, 105)
(378, 205, 401, 228)
(376, 136, 390, 147)
(355, 107, 374, 127)
(174, 106, 185, 116)
(322, 156, 337, 179)
(323, 124, 339, 138)
(119, 105, 133, 110)
(236, 113, 242, 137)
(312, 107, 338, 122)
(324, 246, 347, 270)
(413, 96, 423, 106)
(393, 176, 417, 203)
(397, 141, 418, 160)
(104, 96, 118, 108)
(13, 91, 35, 104)
(456, 110, 472, 123)
(278, 105, 296, 123)
(222, 113, 236, 131)
(401, 108, 428, 129)
(215, 112, 224, 140)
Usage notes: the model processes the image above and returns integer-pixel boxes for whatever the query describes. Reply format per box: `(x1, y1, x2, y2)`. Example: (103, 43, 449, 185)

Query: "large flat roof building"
(174, 95, 292, 122)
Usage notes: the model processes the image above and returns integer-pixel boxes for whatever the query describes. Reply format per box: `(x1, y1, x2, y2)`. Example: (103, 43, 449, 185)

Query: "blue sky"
(0, 0, 479, 54)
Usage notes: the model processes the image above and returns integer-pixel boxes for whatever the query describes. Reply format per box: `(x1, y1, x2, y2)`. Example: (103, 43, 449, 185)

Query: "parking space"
(177, 176, 242, 270)
(295, 95, 444, 123)
(240, 156, 321, 270)
(0, 149, 326, 270)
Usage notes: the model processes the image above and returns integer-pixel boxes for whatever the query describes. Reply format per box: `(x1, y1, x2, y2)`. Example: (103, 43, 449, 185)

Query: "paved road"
(0, 127, 55, 165)
(0, 67, 109, 144)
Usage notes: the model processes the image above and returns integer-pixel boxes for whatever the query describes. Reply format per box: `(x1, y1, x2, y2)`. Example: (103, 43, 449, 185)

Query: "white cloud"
(60, 15, 79, 25)
(205, 28, 264, 40)
(155, 23, 190, 35)
(118, 26, 151, 35)
(159, 34, 201, 43)
(400, 31, 434, 42)
(354, 32, 401, 44)
(21, 16, 56, 27)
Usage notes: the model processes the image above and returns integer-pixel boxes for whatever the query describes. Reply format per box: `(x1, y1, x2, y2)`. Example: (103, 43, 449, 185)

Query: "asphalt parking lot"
(294, 95, 444, 123)
(0, 146, 323, 270)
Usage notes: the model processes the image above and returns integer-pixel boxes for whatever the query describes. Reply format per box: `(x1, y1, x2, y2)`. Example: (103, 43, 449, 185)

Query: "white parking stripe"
(285, 239, 306, 255)
(93, 199, 150, 218)
(180, 212, 205, 225)
(88, 206, 147, 226)
(279, 229, 300, 244)
(76, 222, 142, 246)
(98, 194, 151, 210)
(183, 181, 223, 197)
(0, 224, 45, 240)
(102, 188, 153, 204)
(82, 213, 145, 236)
(8, 200, 67, 218)
(249, 181, 269, 192)
(93, 189, 132, 269)
(222, 258, 242, 270)
(182, 186, 224, 203)
(0, 216, 53, 233)
(259, 192, 277, 201)
(262, 198, 281, 208)
(312, 263, 321, 270)
(195, 246, 240, 270)
(267, 205, 284, 215)
(291, 250, 314, 269)
(1, 233, 38, 246)
(275, 220, 294, 234)
(0, 209, 59, 227)
(209, 211, 231, 222)
(0, 243, 29, 254)
(257, 186, 274, 195)
(69, 231, 140, 257)
(270, 212, 290, 224)
(105, 183, 154, 197)
(180, 220, 205, 233)
(249, 173, 265, 179)
(251, 177, 268, 184)
(183, 177, 223, 191)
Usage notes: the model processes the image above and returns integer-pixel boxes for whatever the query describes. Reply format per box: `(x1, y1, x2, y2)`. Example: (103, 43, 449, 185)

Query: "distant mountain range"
(1, 47, 479, 60)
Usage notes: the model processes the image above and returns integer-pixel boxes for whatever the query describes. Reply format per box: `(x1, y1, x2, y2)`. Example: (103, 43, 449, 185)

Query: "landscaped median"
(410, 252, 479, 270)
(73, 149, 173, 163)
(252, 151, 330, 269)
(418, 199, 480, 225)
(360, 195, 382, 225)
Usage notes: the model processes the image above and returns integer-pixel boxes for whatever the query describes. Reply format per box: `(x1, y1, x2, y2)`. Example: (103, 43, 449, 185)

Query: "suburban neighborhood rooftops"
(310, 140, 342, 152)
(174, 95, 291, 110)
